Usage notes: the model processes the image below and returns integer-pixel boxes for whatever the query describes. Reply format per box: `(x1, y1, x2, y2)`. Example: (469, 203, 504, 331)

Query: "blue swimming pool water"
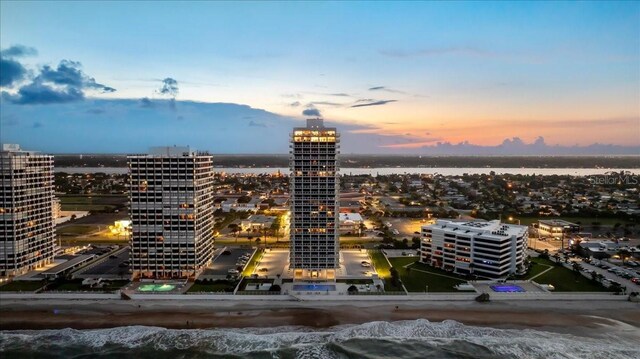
(293, 284, 336, 291)
(490, 284, 525, 293)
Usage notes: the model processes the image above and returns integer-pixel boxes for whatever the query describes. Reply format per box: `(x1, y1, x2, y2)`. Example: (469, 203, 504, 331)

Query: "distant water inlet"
(1, 320, 638, 358)
(55, 167, 640, 176)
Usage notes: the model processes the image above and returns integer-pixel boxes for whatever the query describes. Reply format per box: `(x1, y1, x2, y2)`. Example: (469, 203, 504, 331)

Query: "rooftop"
(538, 219, 579, 227)
(427, 219, 527, 237)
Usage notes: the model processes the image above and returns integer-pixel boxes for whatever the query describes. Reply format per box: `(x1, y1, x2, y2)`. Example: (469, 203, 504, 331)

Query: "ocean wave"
(1, 320, 639, 359)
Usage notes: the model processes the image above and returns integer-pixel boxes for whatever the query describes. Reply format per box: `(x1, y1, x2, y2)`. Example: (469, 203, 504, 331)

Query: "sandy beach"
(1, 299, 639, 338)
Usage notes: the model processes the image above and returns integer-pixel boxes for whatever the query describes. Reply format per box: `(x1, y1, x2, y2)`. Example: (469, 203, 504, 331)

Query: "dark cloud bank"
(1, 45, 116, 104)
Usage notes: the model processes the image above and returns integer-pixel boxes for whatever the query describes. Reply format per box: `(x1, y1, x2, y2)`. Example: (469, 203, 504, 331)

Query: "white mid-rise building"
(421, 219, 528, 279)
(128, 146, 215, 279)
(0, 144, 56, 277)
(289, 119, 340, 278)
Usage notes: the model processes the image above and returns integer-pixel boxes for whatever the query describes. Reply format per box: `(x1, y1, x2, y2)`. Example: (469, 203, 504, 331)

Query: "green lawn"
(47, 279, 129, 292)
(188, 280, 238, 293)
(336, 279, 374, 285)
(0, 280, 46, 292)
(389, 257, 466, 292)
(61, 204, 115, 211)
(242, 249, 264, 277)
(518, 259, 553, 280)
(59, 195, 126, 212)
(530, 258, 609, 292)
(368, 250, 391, 278)
(57, 225, 98, 235)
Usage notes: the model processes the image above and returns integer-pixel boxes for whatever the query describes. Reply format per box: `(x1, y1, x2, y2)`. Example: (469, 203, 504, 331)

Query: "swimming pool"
(490, 284, 525, 293)
(292, 284, 336, 291)
(138, 284, 176, 292)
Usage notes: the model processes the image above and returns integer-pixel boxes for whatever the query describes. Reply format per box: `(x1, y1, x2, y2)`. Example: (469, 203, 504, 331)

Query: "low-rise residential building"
(421, 219, 528, 279)
(339, 212, 363, 234)
(240, 214, 276, 231)
(538, 219, 580, 237)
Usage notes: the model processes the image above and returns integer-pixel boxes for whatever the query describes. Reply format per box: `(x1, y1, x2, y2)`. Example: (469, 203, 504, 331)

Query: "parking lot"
(200, 248, 254, 279)
(581, 259, 640, 292)
(340, 250, 373, 278)
(76, 247, 130, 279)
(382, 217, 425, 237)
(253, 249, 289, 278)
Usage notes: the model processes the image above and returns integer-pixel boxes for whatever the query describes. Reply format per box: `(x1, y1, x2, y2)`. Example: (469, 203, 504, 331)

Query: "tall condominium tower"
(0, 144, 55, 277)
(128, 146, 215, 279)
(289, 119, 340, 278)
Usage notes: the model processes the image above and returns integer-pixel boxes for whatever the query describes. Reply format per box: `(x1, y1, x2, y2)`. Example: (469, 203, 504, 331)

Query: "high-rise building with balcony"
(0, 144, 56, 277)
(128, 146, 215, 279)
(420, 219, 528, 279)
(289, 119, 340, 278)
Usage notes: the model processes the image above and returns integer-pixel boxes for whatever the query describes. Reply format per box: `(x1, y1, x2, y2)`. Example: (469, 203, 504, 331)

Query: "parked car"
(228, 269, 239, 274)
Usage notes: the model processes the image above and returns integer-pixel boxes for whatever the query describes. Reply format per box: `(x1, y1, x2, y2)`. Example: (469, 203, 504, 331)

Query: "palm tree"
(617, 249, 631, 265)
(572, 262, 583, 276)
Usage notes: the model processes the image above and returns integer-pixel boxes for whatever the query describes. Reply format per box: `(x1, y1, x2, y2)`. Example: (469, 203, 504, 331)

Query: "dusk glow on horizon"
(1, 1, 639, 153)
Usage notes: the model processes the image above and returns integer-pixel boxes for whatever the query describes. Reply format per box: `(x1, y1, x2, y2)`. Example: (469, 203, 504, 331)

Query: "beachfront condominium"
(128, 146, 215, 279)
(289, 118, 340, 279)
(420, 219, 528, 279)
(0, 144, 56, 277)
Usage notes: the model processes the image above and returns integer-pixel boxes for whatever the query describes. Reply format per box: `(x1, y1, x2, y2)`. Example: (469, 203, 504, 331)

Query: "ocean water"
(1, 320, 639, 359)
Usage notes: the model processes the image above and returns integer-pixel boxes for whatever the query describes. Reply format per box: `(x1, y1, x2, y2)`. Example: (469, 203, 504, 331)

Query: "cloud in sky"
(0, 58, 28, 87)
(248, 120, 267, 127)
(307, 101, 344, 107)
(7, 82, 84, 104)
(1, 98, 638, 154)
(368, 86, 407, 94)
(157, 77, 178, 97)
(0, 45, 38, 87)
(351, 100, 397, 108)
(378, 136, 640, 155)
(1, 45, 38, 58)
(2, 48, 116, 105)
(302, 107, 321, 117)
(140, 97, 154, 108)
(39, 60, 116, 92)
